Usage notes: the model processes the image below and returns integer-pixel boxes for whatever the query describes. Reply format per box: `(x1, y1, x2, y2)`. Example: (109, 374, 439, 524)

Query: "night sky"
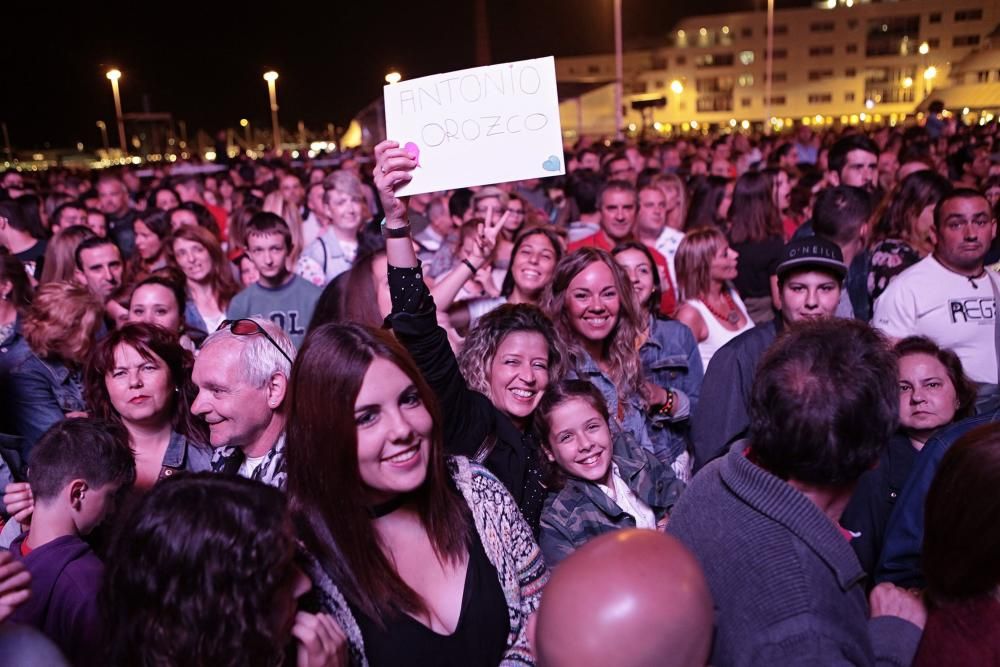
(3, 0, 807, 150)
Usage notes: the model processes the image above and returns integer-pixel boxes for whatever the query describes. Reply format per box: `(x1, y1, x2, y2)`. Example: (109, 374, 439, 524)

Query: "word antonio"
(397, 63, 544, 114)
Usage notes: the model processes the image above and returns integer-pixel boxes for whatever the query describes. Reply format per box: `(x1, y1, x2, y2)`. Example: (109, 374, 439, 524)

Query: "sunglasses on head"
(216, 318, 293, 365)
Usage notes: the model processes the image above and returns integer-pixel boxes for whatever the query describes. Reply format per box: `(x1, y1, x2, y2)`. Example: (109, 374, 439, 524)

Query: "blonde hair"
(23, 281, 103, 362)
(40, 226, 95, 284)
(650, 173, 688, 230)
(675, 226, 729, 301)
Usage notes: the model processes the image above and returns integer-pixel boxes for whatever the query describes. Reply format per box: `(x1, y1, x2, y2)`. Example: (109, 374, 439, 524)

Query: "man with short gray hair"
(191, 317, 294, 489)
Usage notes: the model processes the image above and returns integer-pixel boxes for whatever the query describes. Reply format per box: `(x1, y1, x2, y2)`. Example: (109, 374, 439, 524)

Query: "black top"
(730, 236, 784, 299)
(386, 264, 546, 534)
(353, 522, 510, 667)
(840, 432, 919, 581)
(14, 240, 46, 282)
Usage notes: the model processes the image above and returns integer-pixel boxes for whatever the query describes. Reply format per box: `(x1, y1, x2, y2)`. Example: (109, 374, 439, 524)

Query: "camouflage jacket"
(539, 432, 685, 566)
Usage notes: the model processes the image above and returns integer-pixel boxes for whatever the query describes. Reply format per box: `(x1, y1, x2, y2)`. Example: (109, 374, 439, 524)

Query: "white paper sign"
(384, 56, 565, 196)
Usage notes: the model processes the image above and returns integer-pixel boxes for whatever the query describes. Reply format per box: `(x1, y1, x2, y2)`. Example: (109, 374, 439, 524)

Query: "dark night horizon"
(2, 0, 811, 150)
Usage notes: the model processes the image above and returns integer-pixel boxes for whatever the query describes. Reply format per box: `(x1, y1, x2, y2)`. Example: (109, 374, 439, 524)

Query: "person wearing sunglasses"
(190, 317, 295, 488)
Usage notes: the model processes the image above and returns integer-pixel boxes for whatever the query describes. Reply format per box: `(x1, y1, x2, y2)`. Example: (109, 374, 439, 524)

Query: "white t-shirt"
(873, 255, 998, 384)
(239, 453, 268, 479)
(654, 226, 685, 287)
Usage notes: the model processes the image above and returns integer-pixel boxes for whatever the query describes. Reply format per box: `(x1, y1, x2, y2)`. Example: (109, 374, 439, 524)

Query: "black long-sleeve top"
(386, 264, 546, 534)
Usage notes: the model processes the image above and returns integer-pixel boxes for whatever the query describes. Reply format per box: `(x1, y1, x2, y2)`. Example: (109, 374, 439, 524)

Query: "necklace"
(704, 290, 740, 325)
(369, 494, 409, 518)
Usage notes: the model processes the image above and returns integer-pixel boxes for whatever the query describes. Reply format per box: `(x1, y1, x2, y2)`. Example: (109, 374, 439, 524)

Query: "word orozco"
(420, 113, 551, 147)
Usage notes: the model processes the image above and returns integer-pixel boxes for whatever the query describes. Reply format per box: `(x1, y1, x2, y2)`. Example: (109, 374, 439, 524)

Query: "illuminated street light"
(96, 120, 109, 152)
(670, 80, 684, 95)
(263, 71, 281, 154)
(239, 118, 251, 147)
(918, 41, 930, 56)
(902, 77, 914, 88)
(239, 118, 249, 127)
(105, 69, 128, 156)
(923, 66, 937, 80)
(385, 70, 402, 85)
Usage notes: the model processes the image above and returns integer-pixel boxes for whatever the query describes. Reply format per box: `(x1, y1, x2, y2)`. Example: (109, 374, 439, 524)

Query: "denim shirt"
(640, 315, 704, 463)
(567, 350, 656, 457)
(8, 344, 86, 458)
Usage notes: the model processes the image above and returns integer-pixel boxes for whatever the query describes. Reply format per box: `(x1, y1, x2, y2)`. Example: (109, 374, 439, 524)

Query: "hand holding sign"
(384, 56, 564, 195)
(372, 140, 416, 226)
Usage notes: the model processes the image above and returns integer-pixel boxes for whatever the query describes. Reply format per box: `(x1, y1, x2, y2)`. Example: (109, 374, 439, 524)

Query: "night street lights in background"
(96, 120, 109, 153)
(263, 70, 281, 154)
(924, 65, 938, 95)
(385, 70, 402, 85)
(239, 118, 251, 147)
(106, 69, 127, 156)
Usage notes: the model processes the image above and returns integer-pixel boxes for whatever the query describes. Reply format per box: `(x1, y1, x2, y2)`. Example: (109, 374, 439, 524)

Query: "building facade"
(557, 0, 1000, 137)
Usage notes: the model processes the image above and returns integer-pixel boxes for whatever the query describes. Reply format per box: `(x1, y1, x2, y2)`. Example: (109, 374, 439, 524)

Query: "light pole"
(613, 0, 624, 140)
(263, 71, 281, 154)
(106, 69, 127, 156)
(385, 70, 402, 85)
(765, 0, 775, 133)
(239, 118, 251, 147)
(96, 121, 110, 153)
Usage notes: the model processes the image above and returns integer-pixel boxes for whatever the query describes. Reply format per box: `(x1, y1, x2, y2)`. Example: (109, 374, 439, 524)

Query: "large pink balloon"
(535, 529, 713, 667)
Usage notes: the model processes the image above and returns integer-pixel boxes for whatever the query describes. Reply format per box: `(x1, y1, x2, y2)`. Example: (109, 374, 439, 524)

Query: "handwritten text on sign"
(384, 56, 565, 196)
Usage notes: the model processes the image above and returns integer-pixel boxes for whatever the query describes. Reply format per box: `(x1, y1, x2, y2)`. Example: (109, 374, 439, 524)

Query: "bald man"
(534, 530, 713, 667)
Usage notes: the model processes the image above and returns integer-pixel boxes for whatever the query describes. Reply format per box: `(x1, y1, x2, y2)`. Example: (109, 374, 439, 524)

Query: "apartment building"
(557, 0, 1000, 136)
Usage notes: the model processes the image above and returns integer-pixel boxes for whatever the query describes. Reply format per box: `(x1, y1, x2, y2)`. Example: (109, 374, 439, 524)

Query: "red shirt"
(568, 230, 678, 315)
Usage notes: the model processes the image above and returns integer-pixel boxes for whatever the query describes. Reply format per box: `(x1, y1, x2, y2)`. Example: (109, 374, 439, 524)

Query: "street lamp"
(263, 71, 281, 154)
(918, 41, 930, 56)
(239, 118, 251, 147)
(96, 120, 110, 153)
(613, 0, 624, 140)
(385, 70, 402, 85)
(106, 69, 127, 156)
(670, 80, 684, 95)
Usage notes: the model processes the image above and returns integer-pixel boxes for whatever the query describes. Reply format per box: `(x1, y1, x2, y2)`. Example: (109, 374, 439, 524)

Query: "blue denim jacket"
(640, 315, 704, 463)
(7, 341, 86, 458)
(567, 350, 656, 457)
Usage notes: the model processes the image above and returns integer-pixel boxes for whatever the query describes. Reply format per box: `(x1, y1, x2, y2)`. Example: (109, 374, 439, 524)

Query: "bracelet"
(461, 258, 480, 274)
(650, 389, 675, 417)
(380, 218, 411, 239)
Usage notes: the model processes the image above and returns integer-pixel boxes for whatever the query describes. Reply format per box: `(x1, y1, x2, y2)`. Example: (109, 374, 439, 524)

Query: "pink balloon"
(404, 141, 420, 166)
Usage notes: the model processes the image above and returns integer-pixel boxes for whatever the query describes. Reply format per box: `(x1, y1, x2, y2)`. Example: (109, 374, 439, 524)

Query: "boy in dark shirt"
(8, 419, 135, 665)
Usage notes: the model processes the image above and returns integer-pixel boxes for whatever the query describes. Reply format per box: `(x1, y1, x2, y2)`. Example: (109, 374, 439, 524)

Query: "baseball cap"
(775, 237, 847, 280)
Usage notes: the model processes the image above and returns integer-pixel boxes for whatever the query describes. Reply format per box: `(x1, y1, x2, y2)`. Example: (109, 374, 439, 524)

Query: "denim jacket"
(639, 315, 704, 463)
(160, 431, 213, 479)
(540, 430, 684, 566)
(567, 350, 655, 457)
(7, 342, 86, 458)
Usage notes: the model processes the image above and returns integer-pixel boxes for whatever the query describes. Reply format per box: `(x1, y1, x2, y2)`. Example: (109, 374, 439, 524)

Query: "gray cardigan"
(668, 448, 921, 666)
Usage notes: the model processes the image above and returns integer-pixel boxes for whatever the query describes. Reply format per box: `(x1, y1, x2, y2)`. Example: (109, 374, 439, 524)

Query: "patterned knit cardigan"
(299, 456, 550, 666)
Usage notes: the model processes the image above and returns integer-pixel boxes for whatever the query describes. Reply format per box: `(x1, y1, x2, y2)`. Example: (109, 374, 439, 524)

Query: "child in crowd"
(8, 418, 135, 666)
(535, 379, 684, 566)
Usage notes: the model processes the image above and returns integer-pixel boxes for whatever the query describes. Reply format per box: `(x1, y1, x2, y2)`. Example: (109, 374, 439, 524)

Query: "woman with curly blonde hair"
(375, 139, 565, 535)
(541, 247, 653, 450)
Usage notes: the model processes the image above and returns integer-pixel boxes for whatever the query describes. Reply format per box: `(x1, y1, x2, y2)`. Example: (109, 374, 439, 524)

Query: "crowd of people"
(0, 111, 997, 666)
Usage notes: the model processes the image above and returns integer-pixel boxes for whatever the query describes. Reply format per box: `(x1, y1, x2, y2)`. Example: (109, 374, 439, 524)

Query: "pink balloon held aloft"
(403, 142, 420, 167)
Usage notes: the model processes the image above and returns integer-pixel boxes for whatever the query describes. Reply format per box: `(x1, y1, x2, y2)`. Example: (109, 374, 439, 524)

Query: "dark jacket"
(540, 431, 683, 566)
(840, 433, 918, 580)
(8, 534, 104, 667)
(876, 410, 1000, 588)
(690, 320, 778, 471)
(669, 449, 921, 667)
(387, 265, 546, 534)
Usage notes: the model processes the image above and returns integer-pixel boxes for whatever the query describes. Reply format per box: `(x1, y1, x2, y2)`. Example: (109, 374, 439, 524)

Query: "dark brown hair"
(287, 323, 469, 624)
(894, 336, 976, 424)
(533, 379, 612, 491)
(923, 424, 1000, 603)
(84, 322, 208, 444)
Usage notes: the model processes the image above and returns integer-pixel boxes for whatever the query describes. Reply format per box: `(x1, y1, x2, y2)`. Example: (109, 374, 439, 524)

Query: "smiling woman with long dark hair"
(288, 323, 547, 666)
